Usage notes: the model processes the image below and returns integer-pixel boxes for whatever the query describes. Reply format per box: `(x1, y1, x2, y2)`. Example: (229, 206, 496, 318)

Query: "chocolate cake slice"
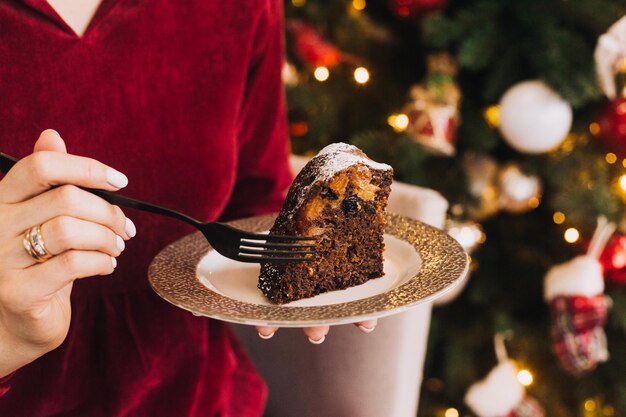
(258, 143, 393, 304)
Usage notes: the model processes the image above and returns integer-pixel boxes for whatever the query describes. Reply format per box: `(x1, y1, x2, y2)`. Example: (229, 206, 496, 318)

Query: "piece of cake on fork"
(258, 143, 393, 304)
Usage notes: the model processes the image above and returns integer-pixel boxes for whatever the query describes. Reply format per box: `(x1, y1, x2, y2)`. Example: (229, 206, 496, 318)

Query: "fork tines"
(238, 234, 318, 263)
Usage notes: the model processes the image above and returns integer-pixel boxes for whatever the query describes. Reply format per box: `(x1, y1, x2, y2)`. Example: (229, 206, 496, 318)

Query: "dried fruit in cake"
(258, 143, 393, 304)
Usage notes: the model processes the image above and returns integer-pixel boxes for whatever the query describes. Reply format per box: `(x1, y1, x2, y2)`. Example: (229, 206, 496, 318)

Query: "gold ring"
(23, 225, 53, 262)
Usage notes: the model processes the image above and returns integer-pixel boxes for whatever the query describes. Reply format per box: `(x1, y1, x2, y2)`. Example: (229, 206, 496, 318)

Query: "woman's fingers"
(256, 325, 278, 339)
(355, 319, 377, 333)
(10, 185, 133, 239)
(33, 129, 67, 153)
(256, 320, 378, 344)
(1, 217, 124, 270)
(41, 217, 125, 257)
(255, 325, 330, 344)
(303, 326, 329, 344)
(0, 149, 128, 204)
(3, 250, 116, 306)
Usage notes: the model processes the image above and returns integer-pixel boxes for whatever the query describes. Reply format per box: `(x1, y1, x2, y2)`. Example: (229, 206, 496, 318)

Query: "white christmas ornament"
(465, 360, 524, 417)
(595, 15, 626, 99)
(464, 333, 546, 417)
(498, 80, 573, 154)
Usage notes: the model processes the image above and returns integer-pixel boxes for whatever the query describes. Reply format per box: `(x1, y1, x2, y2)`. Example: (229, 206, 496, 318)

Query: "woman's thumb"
(33, 129, 67, 153)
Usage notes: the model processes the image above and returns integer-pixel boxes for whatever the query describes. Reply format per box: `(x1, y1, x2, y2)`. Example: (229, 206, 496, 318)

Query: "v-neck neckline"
(21, 0, 120, 39)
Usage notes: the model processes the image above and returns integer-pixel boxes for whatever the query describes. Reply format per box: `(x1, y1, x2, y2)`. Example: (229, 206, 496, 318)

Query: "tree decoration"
(599, 234, 626, 285)
(388, 0, 447, 20)
(498, 80, 573, 154)
(592, 16, 626, 156)
(462, 152, 542, 220)
(404, 52, 461, 156)
(594, 15, 626, 100)
(287, 20, 356, 68)
(462, 151, 500, 220)
(464, 334, 545, 417)
(544, 217, 615, 376)
(434, 218, 484, 306)
(497, 163, 541, 214)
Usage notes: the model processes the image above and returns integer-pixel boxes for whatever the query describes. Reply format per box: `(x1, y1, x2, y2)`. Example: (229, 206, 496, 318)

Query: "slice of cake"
(258, 143, 393, 304)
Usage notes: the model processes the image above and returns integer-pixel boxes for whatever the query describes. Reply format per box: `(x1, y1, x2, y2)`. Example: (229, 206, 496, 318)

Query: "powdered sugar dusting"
(281, 142, 393, 219)
(315, 143, 392, 182)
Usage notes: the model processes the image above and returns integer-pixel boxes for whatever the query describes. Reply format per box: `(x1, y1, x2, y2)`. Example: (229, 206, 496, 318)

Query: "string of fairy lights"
(286, 1, 622, 415)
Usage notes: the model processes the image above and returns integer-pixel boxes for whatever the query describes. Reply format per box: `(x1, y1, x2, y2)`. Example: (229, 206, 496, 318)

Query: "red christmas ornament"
(388, 0, 447, 20)
(599, 234, 626, 284)
(287, 20, 345, 68)
(593, 97, 626, 157)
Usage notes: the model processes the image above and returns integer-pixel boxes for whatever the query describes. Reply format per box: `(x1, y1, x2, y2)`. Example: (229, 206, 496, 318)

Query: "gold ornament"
(497, 163, 542, 213)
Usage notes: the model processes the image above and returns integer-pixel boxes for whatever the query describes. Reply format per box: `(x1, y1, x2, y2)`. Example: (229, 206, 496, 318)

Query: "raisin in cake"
(258, 143, 393, 304)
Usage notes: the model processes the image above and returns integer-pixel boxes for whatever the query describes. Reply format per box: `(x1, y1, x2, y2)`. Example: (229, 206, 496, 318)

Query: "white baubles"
(498, 80, 573, 154)
(464, 361, 524, 417)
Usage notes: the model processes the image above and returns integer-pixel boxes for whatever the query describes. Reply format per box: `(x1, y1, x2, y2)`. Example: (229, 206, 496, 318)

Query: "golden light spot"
(444, 408, 459, 417)
(352, 0, 366, 11)
(603, 405, 615, 416)
(528, 196, 540, 208)
(606, 153, 618, 164)
(388, 113, 409, 132)
(589, 122, 601, 136)
(553, 212, 566, 224)
(517, 369, 533, 386)
(354, 67, 370, 84)
(565, 228, 580, 243)
(484, 105, 500, 128)
(313, 66, 330, 82)
(619, 174, 626, 191)
(584, 399, 597, 412)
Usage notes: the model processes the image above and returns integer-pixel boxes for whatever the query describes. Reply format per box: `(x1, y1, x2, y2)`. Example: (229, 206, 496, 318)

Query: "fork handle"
(0, 152, 203, 229)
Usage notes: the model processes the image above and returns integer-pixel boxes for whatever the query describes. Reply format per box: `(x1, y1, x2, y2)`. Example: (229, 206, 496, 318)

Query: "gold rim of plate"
(148, 213, 469, 327)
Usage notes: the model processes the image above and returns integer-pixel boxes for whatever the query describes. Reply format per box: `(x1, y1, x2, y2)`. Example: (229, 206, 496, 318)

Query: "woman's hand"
(255, 319, 378, 344)
(0, 130, 135, 377)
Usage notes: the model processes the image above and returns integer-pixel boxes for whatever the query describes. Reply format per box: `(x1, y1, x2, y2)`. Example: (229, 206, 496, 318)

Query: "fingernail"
(125, 218, 137, 238)
(258, 331, 275, 340)
(116, 235, 125, 252)
(106, 168, 129, 188)
(111, 257, 117, 268)
(308, 335, 326, 345)
(358, 325, 376, 334)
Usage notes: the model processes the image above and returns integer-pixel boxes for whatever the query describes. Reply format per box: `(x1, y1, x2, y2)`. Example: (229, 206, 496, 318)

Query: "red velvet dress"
(0, 1, 292, 415)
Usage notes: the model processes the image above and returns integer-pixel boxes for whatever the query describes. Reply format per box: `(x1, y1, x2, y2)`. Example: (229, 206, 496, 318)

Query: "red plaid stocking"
(549, 295, 610, 376)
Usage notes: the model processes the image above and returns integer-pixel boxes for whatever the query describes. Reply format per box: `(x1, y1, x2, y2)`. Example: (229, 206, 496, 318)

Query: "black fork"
(0, 153, 317, 264)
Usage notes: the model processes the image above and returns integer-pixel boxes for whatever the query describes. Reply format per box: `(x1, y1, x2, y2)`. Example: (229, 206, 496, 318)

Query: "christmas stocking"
(465, 360, 544, 417)
(543, 217, 614, 376)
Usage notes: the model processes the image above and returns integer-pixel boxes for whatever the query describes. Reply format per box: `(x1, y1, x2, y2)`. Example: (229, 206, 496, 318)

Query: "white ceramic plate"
(148, 213, 468, 327)
(197, 234, 421, 308)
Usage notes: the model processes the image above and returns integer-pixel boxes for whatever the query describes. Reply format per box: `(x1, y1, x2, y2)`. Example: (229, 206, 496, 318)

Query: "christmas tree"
(283, 0, 626, 415)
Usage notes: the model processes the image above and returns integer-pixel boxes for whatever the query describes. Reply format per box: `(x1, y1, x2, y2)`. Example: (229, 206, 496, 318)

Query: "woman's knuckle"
(29, 152, 52, 182)
(56, 185, 81, 209)
(58, 251, 81, 274)
(51, 216, 74, 244)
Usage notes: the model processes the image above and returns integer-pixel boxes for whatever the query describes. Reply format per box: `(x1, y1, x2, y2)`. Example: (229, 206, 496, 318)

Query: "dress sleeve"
(0, 372, 14, 397)
(220, 0, 292, 221)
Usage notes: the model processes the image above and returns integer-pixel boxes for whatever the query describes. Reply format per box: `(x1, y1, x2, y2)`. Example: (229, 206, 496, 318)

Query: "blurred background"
(281, 0, 626, 416)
